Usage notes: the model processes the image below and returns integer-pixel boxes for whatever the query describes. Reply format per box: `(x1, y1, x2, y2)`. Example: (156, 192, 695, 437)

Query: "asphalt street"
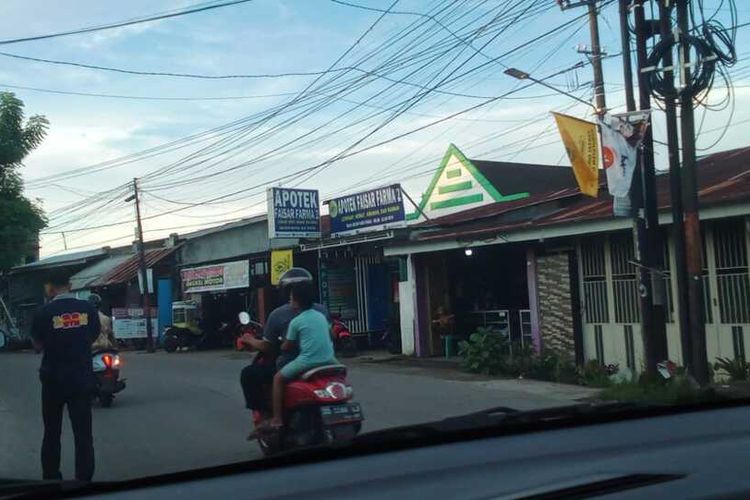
(0, 350, 594, 482)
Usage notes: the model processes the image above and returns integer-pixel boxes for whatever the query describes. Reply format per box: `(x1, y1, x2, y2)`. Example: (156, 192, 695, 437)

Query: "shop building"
(3, 247, 113, 338)
(174, 215, 305, 329)
(388, 146, 750, 371)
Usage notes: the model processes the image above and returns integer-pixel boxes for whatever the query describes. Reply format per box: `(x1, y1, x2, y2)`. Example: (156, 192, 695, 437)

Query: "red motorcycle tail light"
(102, 354, 113, 368)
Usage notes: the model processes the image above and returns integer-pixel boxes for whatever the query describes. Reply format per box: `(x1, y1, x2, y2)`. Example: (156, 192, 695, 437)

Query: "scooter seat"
(300, 364, 347, 380)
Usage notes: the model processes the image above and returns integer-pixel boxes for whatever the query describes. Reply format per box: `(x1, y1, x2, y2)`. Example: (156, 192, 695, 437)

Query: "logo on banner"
(271, 249, 293, 285)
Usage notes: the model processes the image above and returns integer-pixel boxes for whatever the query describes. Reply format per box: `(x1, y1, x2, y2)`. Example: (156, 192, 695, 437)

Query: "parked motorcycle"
(330, 312, 357, 358)
(237, 312, 364, 456)
(92, 349, 126, 407)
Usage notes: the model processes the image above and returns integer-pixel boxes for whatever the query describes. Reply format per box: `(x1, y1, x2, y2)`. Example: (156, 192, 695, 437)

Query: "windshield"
(0, 0, 747, 486)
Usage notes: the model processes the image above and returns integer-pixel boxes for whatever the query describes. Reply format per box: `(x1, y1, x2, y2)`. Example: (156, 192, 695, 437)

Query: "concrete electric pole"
(127, 178, 155, 353)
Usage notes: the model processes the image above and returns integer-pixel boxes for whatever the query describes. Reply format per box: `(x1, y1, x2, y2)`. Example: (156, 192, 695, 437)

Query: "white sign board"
(113, 318, 158, 339)
(112, 307, 157, 339)
(181, 260, 249, 294)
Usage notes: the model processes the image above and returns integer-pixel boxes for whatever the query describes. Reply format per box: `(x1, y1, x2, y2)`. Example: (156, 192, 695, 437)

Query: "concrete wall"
(536, 252, 576, 357)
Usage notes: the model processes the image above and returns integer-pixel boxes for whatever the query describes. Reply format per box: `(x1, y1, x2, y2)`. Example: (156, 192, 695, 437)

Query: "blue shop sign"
(328, 184, 405, 237)
(267, 187, 321, 238)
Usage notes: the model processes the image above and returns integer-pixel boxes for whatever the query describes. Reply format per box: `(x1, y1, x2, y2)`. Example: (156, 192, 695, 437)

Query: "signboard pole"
(399, 186, 431, 222)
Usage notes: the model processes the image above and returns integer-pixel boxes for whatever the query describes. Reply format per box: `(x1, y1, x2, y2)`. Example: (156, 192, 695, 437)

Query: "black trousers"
(240, 364, 276, 412)
(41, 383, 94, 481)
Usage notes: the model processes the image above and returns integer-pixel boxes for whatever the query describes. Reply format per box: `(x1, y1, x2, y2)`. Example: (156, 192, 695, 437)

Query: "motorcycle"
(92, 349, 126, 407)
(330, 312, 357, 358)
(237, 312, 364, 456)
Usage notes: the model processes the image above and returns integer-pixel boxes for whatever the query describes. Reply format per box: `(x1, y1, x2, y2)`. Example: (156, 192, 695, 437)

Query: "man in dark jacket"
(31, 274, 100, 481)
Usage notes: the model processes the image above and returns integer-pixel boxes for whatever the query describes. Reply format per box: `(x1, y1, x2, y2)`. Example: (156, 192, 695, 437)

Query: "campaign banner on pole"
(599, 111, 650, 198)
(181, 260, 249, 294)
(267, 187, 320, 239)
(328, 184, 406, 237)
(552, 112, 600, 197)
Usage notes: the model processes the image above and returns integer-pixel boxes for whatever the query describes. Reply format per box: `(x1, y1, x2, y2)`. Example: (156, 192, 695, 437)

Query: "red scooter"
(330, 312, 358, 358)
(237, 312, 364, 456)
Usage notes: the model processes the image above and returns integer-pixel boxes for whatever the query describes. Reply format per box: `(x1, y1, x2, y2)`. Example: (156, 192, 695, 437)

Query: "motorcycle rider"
(89, 293, 116, 351)
(239, 268, 329, 435)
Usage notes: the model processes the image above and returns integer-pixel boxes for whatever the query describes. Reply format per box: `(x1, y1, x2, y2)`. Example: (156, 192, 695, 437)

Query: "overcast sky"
(1, 0, 747, 257)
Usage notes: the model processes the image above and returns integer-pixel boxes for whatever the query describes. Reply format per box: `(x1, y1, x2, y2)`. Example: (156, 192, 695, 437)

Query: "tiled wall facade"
(537, 252, 575, 356)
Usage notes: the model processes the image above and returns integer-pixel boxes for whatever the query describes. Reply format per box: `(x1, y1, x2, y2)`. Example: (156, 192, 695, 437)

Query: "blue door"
(157, 279, 173, 342)
(367, 263, 388, 332)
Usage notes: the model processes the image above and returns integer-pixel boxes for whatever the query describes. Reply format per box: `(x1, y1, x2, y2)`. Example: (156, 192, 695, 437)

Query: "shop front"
(301, 184, 407, 346)
(179, 259, 252, 336)
(408, 243, 533, 357)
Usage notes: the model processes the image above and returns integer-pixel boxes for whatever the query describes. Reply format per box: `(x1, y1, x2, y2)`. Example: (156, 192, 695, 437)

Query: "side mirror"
(238, 312, 251, 325)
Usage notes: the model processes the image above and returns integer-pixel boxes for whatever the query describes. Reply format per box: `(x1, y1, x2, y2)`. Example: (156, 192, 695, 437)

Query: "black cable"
(0, 0, 254, 46)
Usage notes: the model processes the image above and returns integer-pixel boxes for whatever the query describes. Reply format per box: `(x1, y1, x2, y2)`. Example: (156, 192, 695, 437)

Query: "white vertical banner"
(598, 111, 650, 198)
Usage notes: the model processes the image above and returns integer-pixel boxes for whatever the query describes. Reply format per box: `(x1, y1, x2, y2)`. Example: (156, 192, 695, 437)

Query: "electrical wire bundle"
(10, 0, 616, 254)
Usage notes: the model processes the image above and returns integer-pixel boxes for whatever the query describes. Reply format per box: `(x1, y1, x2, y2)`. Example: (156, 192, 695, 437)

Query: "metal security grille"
(594, 324, 604, 362)
(610, 233, 640, 324)
(624, 325, 635, 370)
(581, 240, 609, 323)
(519, 310, 533, 350)
(351, 254, 382, 333)
(732, 326, 746, 362)
(713, 220, 750, 324)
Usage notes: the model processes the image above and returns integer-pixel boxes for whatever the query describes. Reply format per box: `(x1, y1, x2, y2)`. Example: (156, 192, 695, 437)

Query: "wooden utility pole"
(587, 0, 606, 114)
(676, 0, 709, 384)
(130, 178, 154, 353)
(658, 1, 692, 371)
(559, 0, 606, 113)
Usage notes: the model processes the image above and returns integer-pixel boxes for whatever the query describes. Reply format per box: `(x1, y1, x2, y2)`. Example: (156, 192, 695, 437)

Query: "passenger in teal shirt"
(267, 280, 337, 429)
(280, 309, 337, 380)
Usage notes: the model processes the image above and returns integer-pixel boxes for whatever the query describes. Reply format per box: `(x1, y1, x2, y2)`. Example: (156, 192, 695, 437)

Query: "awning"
(90, 247, 177, 287)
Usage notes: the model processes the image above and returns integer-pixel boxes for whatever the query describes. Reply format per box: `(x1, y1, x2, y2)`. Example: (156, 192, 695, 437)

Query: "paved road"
(0, 350, 593, 482)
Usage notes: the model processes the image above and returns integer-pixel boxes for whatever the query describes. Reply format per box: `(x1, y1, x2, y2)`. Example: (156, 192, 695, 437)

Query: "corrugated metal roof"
(179, 215, 266, 241)
(90, 247, 176, 287)
(10, 247, 109, 272)
(416, 145, 750, 242)
(68, 254, 133, 291)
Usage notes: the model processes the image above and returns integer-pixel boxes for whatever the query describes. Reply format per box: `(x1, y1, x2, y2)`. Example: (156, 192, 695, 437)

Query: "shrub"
(600, 375, 720, 405)
(458, 333, 580, 384)
(578, 360, 619, 387)
(714, 357, 750, 382)
(458, 328, 509, 375)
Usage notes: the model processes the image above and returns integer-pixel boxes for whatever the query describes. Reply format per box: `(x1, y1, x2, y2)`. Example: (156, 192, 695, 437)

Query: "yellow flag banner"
(552, 112, 600, 197)
(270, 249, 293, 285)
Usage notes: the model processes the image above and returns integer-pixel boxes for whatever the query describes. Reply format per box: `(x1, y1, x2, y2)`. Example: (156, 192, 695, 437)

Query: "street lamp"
(503, 67, 596, 110)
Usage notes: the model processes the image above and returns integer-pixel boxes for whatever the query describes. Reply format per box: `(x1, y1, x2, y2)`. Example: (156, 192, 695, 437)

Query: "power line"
(0, 82, 299, 101)
(0, 0, 255, 46)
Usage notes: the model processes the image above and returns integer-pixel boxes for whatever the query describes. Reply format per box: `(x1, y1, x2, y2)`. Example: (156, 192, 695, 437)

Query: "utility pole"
(618, 0, 636, 112)
(587, 0, 606, 113)
(632, 0, 669, 374)
(559, 0, 606, 113)
(676, 0, 709, 385)
(129, 178, 154, 353)
(658, 1, 691, 371)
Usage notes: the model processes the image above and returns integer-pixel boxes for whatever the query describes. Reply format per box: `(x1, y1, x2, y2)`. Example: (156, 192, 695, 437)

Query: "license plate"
(320, 403, 363, 425)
